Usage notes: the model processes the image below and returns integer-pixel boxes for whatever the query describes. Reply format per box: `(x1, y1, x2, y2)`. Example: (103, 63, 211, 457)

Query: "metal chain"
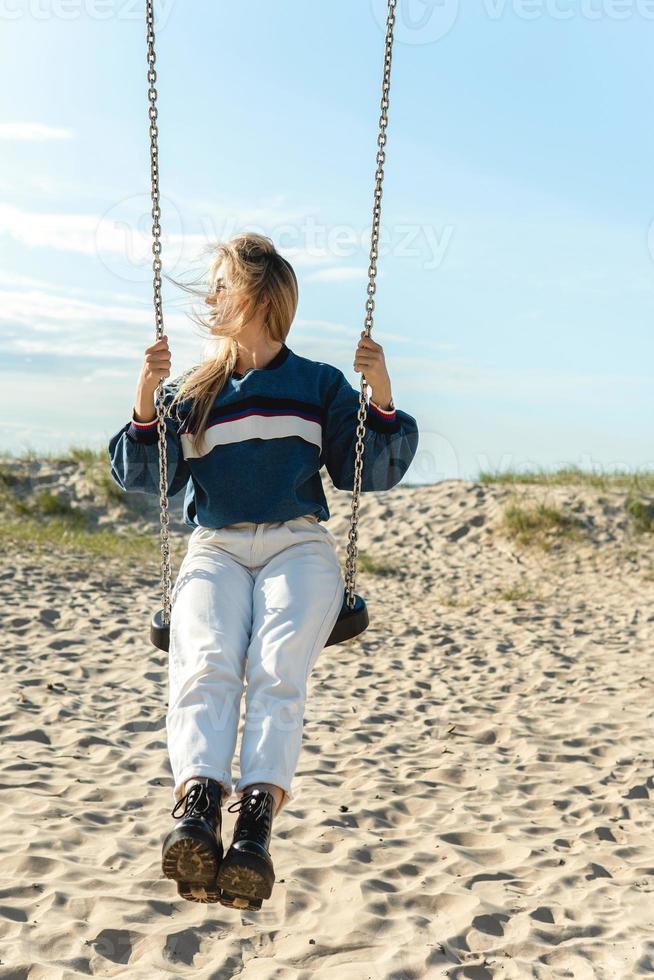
(146, 0, 173, 627)
(343, 0, 397, 610)
(146, 0, 397, 622)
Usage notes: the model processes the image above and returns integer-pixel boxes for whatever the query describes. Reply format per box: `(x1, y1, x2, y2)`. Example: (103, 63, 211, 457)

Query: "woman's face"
(204, 260, 267, 332)
(205, 263, 245, 333)
(205, 265, 229, 318)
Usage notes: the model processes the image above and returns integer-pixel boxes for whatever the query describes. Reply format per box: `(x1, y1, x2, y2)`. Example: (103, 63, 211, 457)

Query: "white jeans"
(166, 514, 344, 816)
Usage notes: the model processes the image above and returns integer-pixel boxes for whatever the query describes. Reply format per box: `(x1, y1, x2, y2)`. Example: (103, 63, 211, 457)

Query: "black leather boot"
(217, 788, 276, 910)
(161, 777, 224, 903)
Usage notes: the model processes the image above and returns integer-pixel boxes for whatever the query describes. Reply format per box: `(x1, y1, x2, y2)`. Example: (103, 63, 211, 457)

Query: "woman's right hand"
(138, 334, 171, 392)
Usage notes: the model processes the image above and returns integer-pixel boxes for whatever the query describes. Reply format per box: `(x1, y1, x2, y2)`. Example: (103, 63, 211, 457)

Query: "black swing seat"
(325, 591, 369, 647)
(150, 589, 368, 653)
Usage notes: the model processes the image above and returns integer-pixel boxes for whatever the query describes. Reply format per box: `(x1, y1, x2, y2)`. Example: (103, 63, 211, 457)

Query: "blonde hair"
(165, 232, 298, 456)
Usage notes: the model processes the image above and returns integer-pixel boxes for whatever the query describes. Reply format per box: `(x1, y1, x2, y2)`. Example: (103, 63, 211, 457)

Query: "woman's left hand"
(353, 330, 392, 400)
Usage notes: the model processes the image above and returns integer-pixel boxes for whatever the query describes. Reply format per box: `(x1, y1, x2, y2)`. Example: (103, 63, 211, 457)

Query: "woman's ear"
(259, 294, 271, 317)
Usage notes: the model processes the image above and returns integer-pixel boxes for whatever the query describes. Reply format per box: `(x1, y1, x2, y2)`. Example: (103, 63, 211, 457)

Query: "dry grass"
(479, 465, 654, 493)
(501, 500, 586, 552)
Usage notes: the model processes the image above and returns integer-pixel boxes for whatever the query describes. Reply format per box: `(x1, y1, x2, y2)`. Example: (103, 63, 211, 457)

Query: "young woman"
(107, 232, 419, 909)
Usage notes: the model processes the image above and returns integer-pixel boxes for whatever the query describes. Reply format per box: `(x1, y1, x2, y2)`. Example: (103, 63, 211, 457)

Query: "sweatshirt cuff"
(127, 408, 160, 444)
(365, 398, 400, 435)
(368, 398, 396, 419)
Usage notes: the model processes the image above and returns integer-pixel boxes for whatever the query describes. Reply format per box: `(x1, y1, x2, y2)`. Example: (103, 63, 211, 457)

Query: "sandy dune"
(0, 465, 653, 978)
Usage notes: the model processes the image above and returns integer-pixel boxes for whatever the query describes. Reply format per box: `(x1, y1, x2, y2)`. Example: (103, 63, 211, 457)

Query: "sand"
(0, 464, 653, 979)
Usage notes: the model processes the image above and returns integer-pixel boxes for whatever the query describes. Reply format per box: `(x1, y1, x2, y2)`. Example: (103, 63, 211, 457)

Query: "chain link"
(343, 0, 397, 610)
(146, 0, 173, 626)
(146, 0, 397, 623)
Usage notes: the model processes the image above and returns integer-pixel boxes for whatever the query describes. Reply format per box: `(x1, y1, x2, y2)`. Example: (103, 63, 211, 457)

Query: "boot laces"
(171, 781, 210, 819)
(227, 790, 271, 825)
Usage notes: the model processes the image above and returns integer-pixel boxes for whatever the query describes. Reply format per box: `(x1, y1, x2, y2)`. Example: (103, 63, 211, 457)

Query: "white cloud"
(0, 280, 200, 363)
(0, 201, 338, 274)
(0, 202, 207, 260)
(0, 202, 378, 287)
(0, 275, 645, 413)
(0, 270, 190, 310)
(0, 203, 116, 256)
(0, 123, 73, 141)
(0, 287, 153, 328)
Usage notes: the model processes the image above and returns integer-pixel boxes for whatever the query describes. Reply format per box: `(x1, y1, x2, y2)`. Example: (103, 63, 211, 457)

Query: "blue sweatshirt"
(107, 342, 419, 529)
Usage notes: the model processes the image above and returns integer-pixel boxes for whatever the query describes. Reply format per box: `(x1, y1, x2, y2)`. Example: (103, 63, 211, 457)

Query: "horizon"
(1, 1, 653, 484)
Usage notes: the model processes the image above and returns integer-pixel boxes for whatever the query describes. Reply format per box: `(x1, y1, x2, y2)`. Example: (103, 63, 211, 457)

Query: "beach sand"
(1, 462, 653, 978)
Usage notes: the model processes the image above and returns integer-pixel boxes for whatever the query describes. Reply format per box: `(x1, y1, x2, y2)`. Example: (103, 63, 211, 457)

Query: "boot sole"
(217, 847, 275, 910)
(177, 879, 222, 904)
(161, 826, 223, 904)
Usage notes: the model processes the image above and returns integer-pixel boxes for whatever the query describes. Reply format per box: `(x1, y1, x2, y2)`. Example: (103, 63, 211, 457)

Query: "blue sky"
(1, 0, 653, 482)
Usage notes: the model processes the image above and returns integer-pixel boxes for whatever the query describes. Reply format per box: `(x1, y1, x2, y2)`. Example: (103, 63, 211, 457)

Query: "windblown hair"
(164, 232, 298, 456)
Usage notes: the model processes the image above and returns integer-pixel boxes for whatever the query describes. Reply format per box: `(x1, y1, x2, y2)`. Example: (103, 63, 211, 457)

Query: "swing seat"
(325, 591, 369, 647)
(150, 589, 368, 653)
(142, 0, 397, 664)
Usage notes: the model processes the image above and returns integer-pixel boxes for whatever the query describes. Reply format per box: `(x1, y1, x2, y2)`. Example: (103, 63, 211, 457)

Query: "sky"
(1, 0, 653, 484)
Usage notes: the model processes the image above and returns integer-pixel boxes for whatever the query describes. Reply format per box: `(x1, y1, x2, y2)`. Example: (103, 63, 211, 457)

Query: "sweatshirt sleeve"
(321, 371, 419, 492)
(107, 384, 191, 498)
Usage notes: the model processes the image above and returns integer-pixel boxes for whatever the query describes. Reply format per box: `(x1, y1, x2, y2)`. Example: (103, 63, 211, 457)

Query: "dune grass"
(501, 500, 586, 551)
(2, 449, 652, 561)
(481, 467, 654, 541)
(0, 517, 173, 561)
(626, 494, 654, 533)
(0, 445, 109, 466)
(0, 445, 125, 509)
(0, 445, 175, 560)
(0, 449, 400, 574)
(0, 510, 396, 576)
(437, 583, 544, 606)
(478, 465, 654, 493)
(493, 582, 542, 601)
